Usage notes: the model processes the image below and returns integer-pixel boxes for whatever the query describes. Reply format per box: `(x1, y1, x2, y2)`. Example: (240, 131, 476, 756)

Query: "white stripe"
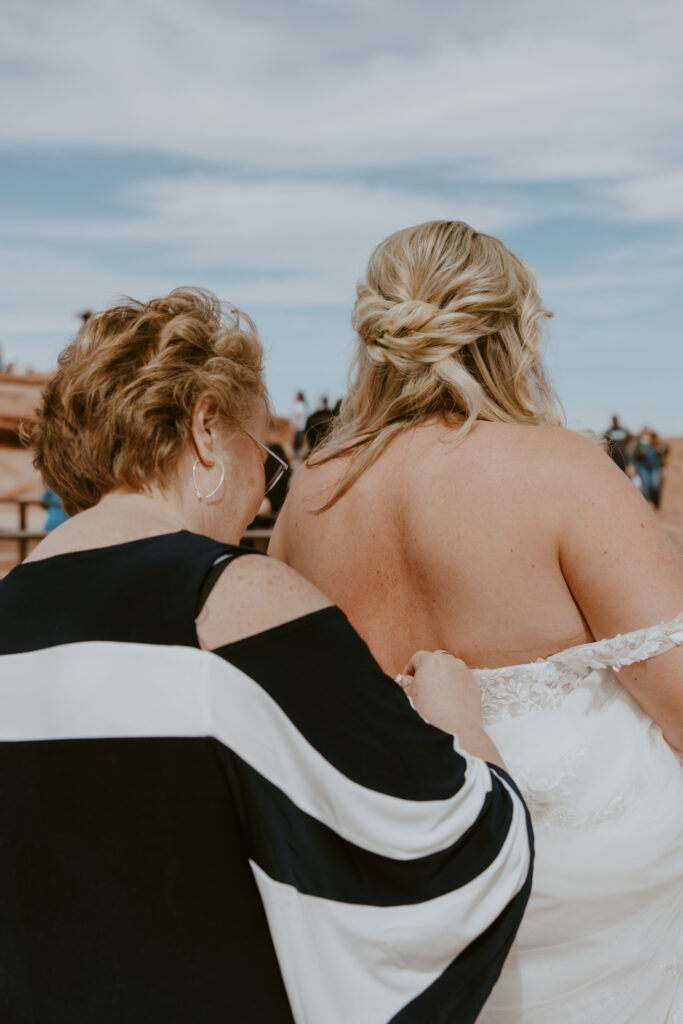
(0, 641, 497, 859)
(250, 772, 531, 1024)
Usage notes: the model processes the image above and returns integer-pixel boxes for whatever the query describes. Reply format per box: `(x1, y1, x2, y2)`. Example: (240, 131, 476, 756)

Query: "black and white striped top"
(0, 531, 533, 1023)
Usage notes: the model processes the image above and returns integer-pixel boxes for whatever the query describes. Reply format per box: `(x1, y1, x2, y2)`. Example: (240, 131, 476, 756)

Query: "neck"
(96, 489, 187, 532)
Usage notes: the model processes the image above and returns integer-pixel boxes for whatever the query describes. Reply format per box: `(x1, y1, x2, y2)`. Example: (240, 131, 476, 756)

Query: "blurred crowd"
(604, 415, 668, 508)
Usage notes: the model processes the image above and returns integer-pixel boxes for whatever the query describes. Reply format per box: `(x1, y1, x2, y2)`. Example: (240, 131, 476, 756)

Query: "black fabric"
(391, 866, 534, 1024)
(215, 744, 515, 905)
(0, 531, 531, 1023)
(218, 608, 468, 801)
(0, 738, 295, 1024)
(391, 769, 534, 1023)
(0, 531, 256, 655)
(0, 532, 292, 1022)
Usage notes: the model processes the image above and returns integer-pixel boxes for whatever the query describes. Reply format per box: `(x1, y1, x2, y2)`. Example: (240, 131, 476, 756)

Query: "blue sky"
(1, 0, 682, 432)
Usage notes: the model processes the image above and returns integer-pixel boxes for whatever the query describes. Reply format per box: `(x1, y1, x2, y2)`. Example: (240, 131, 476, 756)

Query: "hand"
(398, 649, 504, 767)
(398, 650, 483, 734)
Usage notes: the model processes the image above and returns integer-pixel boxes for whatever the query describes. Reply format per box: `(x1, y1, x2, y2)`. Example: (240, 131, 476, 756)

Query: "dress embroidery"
(473, 610, 683, 727)
(476, 610, 683, 1022)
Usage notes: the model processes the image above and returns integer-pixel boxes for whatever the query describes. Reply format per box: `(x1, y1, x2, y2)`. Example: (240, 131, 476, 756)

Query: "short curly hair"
(28, 288, 268, 515)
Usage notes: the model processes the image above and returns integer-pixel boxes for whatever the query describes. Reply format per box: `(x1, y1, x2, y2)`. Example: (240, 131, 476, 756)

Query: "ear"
(190, 393, 226, 466)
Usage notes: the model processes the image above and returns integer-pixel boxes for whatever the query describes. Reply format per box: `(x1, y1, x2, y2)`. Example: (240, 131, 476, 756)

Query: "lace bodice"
(473, 611, 683, 727)
(474, 611, 683, 1023)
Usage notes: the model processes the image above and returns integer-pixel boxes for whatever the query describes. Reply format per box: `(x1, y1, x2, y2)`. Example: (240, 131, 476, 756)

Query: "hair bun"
(356, 289, 483, 370)
(383, 298, 439, 337)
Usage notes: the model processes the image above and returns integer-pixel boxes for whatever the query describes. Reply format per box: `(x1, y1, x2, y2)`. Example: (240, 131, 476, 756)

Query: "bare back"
(271, 419, 683, 684)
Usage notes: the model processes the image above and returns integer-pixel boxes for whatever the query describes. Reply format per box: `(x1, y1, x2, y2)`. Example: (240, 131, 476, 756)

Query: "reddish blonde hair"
(29, 288, 267, 514)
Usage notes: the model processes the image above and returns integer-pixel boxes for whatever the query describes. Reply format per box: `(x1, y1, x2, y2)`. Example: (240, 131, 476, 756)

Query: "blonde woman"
(270, 221, 683, 1023)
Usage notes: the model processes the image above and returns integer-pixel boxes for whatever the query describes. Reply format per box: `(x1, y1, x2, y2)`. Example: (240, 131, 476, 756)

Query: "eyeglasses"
(243, 430, 290, 495)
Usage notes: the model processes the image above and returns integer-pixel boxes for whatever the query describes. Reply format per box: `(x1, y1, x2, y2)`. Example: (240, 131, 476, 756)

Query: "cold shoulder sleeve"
(215, 606, 533, 1024)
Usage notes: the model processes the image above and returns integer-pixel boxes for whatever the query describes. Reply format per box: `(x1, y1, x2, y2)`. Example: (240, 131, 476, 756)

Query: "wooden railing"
(0, 497, 49, 562)
(0, 498, 275, 567)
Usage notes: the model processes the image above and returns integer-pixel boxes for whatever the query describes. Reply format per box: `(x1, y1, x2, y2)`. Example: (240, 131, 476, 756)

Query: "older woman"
(0, 289, 532, 1024)
(270, 222, 683, 1023)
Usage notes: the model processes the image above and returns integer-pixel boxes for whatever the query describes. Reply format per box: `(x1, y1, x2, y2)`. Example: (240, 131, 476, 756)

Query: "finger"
(395, 673, 413, 694)
(401, 650, 431, 677)
(432, 649, 470, 670)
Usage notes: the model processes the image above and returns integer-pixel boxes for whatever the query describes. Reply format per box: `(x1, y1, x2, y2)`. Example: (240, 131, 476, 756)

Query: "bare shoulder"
(269, 456, 348, 559)
(196, 553, 333, 650)
(522, 426, 648, 502)
(512, 425, 658, 528)
(524, 424, 608, 462)
(269, 465, 319, 560)
(428, 422, 613, 500)
(476, 422, 606, 461)
(477, 424, 618, 487)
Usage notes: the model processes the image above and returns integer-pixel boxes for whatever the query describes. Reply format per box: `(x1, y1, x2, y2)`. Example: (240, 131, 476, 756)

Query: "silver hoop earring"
(192, 458, 225, 501)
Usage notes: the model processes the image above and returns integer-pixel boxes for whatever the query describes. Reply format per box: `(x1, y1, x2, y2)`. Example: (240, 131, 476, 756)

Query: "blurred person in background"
(651, 430, 669, 508)
(303, 407, 335, 456)
(271, 220, 683, 1024)
(290, 390, 307, 459)
(626, 462, 644, 491)
(0, 287, 532, 1024)
(42, 486, 69, 531)
(603, 413, 630, 471)
(632, 426, 663, 507)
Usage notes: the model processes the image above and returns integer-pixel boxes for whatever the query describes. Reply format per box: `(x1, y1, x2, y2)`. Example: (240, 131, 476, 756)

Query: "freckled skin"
(270, 418, 683, 750)
(272, 418, 682, 674)
(272, 421, 597, 675)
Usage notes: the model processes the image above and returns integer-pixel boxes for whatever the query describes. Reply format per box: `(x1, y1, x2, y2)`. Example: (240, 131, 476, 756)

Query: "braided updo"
(315, 220, 564, 508)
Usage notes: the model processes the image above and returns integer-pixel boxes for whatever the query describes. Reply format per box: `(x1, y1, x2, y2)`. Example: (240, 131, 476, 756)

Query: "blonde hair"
(29, 287, 267, 515)
(315, 220, 564, 508)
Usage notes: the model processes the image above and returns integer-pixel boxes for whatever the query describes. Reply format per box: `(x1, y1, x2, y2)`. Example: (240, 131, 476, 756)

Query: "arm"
(554, 430, 683, 750)
(199, 556, 505, 765)
(203, 557, 532, 1020)
(399, 649, 506, 767)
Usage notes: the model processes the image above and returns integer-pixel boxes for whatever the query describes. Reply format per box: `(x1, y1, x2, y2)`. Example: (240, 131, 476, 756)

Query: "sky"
(1, 0, 682, 432)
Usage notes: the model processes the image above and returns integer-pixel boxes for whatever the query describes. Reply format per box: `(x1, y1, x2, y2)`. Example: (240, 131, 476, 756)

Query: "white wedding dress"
(472, 612, 683, 1024)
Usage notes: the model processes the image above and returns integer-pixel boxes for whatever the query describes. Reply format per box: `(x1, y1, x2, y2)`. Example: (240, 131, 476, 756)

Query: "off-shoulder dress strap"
(543, 608, 683, 676)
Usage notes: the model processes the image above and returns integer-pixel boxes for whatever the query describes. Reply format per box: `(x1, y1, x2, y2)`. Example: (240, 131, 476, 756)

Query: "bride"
(269, 220, 683, 1022)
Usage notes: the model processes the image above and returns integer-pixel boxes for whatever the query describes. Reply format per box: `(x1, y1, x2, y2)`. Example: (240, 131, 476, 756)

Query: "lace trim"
(474, 609, 683, 725)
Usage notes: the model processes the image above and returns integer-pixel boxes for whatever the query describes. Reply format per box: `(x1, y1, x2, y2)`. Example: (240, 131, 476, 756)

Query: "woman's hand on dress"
(399, 650, 483, 731)
(399, 650, 505, 768)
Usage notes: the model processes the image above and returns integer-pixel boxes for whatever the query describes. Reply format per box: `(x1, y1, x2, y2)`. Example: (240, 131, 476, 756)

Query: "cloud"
(1, 0, 681, 186)
(537, 232, 683, 335)
(607, 171, 683, 222)
(1, 0, 682, 429)
(2, 173, 558, 312)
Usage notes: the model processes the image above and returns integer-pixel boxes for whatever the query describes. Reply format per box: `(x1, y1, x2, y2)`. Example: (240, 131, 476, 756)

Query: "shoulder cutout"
(195, 553, 333, 650)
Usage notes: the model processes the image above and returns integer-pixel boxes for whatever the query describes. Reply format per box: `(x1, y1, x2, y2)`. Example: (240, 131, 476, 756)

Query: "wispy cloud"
(2, 0, 681, 186)
(607, 172, 683, 222)
(3, 174, 554, 301)
(1, 0, 682, 428)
